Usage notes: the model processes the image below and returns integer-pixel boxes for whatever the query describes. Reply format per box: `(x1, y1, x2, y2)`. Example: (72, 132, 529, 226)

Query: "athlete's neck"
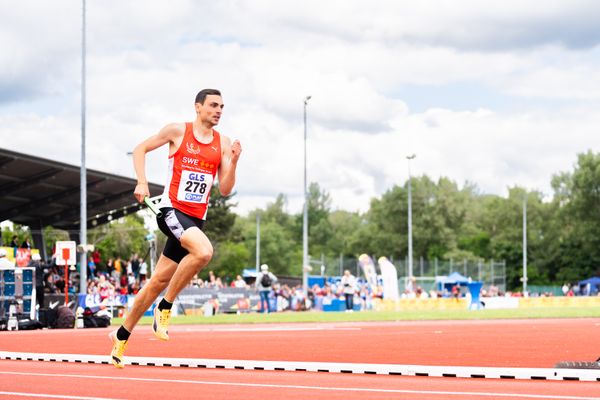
(192, 119, 214, 143)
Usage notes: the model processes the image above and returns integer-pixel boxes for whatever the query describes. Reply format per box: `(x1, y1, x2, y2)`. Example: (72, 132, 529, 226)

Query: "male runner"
(109, 89, 242, 368)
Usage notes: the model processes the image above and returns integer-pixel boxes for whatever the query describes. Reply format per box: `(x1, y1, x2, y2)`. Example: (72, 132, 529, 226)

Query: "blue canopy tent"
(242, 268, 258, 278)
(436, 271, 470, 292)
(578, 276, 600, 295)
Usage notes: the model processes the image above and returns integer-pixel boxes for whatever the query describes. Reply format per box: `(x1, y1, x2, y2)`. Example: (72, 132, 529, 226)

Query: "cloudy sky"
(2, 0, 600, 215)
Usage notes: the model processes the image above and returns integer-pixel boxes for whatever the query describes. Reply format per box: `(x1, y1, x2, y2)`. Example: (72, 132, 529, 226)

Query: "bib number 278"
(177, 170, 213, 204)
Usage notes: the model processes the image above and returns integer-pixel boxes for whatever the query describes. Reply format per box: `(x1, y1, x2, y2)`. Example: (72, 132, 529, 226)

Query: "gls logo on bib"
(177, 170, 213, 204)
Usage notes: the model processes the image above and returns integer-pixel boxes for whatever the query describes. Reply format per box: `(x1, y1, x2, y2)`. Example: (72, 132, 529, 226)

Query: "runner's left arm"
(218, 135, 242, 196)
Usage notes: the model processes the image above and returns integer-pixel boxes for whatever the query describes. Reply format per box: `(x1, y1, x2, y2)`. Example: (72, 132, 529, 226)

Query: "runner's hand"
(134, 183, 150, 203)
(231, 140, 242, 163)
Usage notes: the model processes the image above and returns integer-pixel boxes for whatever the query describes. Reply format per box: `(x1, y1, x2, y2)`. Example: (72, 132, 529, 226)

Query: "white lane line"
(180, 326, 361, 332)
(0, 391, 123, 400)
(0, 371, 598, 400)
(2, 351, 599, 382)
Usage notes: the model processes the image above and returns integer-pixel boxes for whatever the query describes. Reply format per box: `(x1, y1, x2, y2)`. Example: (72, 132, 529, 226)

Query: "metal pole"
(523, 195, 528, 294)
(256, 212, 260, 273)
(302, 95, 311, 294)
(79, 0, 88, 294)
(150, 239, 156, 275)
(407, 154, 416, 280)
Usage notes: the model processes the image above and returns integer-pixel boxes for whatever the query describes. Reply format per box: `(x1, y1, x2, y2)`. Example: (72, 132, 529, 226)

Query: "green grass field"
(111, 306, 600, 326)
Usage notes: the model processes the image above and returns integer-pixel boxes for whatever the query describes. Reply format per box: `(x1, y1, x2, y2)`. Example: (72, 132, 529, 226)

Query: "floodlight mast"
(407, 154, 416, 283)
(79, 0, 88, 294)
(523, 195, 528, 294)
(302, 95, 311, 294)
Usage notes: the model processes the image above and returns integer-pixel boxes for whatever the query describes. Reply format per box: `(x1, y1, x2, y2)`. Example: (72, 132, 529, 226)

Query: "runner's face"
(197, 95, 224, 126)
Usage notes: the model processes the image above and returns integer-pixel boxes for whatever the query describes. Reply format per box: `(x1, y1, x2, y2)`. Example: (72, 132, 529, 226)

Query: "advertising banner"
(177, 287, 261, 314)
(77, 293, 129, 311)
(358, 254, 378, 290)
(15, 248, 31, 267)
(378, 256, 400, 300)
(43, 293, 78, 311)
(0, 247, 41, 265)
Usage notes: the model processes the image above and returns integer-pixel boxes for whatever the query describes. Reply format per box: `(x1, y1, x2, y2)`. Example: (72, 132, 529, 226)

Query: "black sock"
(158, 298, 173, 311)
(116, 326, 131, 341)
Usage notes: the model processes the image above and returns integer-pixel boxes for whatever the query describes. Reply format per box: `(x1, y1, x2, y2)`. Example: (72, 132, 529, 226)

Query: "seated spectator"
(87, 279, 98, 295)
(207, 270, 218, 288)
(233, 275, 247, 288)
(215, 276, 224, 289)
(98, 275, 115, 303)
(191, 276, 202, 288)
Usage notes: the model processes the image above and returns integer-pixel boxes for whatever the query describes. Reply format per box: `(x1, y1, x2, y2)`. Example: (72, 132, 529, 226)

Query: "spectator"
(106, 258, 114, 276)
(44, 266, 59, 294)
(291, 285, 307, 311)
(55, 273, 66, 293)
(340, 269, 356, 312)
(88, 256, 97, 278)
(114, 256, 123, 279)
(191, 276, 202, 288)
(275, 284, 291, 311)
(207, 270, 218, 288)
(120, 272, 128, 292)
(0, 248, 14, 269)
(452, 284, 460, 301)
(256, 264, 277, 313)
(98, 275, 115, 303)
(9, 235, 19, 248)
(138, 257, 148, 283)
(131, 254, 139, 278)
(214, 276, 224, 289)
(233, 275, 246, 288)
(20, 236, 32, 249)
(30, 253, 45, 309)
(127, 272, 136, 294)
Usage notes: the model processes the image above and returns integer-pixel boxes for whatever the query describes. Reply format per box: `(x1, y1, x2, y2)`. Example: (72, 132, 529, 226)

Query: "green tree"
(89, 214, 149, 269)
(545, 151, 600, 282)
(203, 183, 237, 244)
(207, 241, 251, 281)
(239, 210, 300, 276)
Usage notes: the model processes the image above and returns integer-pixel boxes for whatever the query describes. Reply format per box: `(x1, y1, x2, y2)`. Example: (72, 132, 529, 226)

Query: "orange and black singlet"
(158, 122, 221, 220)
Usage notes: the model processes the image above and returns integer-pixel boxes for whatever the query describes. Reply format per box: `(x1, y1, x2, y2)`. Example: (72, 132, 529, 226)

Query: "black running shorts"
(156, 207, 205, 263)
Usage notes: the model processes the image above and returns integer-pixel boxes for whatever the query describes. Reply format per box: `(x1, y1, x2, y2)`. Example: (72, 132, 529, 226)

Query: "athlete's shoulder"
(219, 133, 232, 147)
(160, 122, 187, 137)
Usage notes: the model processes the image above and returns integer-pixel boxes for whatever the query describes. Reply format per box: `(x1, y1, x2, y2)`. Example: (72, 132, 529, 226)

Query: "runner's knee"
(189, 246, 213, 266)
(148, 275, 170, 292)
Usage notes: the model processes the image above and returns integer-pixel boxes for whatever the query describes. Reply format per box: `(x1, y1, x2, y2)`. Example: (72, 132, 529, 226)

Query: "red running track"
(0, 318, 599, 399)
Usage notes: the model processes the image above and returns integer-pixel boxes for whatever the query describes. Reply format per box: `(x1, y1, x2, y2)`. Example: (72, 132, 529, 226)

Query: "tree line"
(206, 150, 600, 290)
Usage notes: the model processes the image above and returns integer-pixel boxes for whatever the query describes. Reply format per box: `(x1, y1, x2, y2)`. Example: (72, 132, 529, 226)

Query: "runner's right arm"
(132, 123, 185, 203)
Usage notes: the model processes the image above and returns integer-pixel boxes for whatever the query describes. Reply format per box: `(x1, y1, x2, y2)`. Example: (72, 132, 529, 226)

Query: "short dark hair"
(195, 89, 221, 104)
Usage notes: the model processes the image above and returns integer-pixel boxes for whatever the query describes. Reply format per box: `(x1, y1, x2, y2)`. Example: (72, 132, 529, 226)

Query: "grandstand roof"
(0, 148, 163, 231)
